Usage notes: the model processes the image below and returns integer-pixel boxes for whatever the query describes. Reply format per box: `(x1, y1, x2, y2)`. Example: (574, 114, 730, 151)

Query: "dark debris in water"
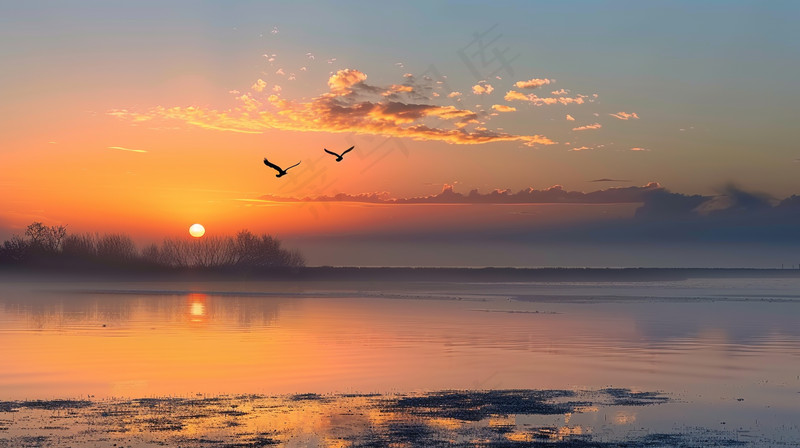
(389, 389, 583, 421)
(0, 399, 92, 412)
(0, 389, 782, 447)
(598, 388, 671, 406)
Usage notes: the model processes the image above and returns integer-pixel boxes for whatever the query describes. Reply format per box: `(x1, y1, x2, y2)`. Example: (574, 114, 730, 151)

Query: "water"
(1, 278, 799, 445)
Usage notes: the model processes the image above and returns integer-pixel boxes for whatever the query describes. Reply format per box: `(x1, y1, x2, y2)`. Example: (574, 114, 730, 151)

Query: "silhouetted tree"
(25, 222, 67, 252)
(1, 222, 305, 270)
(62, 233, 98, 259)
(96, 234, 138, 262)
(0, 235, 29, 263)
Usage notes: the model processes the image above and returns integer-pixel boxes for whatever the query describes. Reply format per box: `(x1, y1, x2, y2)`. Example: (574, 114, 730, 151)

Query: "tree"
(24, 222, 67, 252)
(1, 222, 306, 271)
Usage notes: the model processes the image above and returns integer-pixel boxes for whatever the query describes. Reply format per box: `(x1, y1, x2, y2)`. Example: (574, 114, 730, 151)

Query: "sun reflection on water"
(187, 293, 207, 323)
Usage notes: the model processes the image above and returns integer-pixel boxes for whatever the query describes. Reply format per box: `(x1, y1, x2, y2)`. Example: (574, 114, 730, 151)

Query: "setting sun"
(189, 223, 205, 238)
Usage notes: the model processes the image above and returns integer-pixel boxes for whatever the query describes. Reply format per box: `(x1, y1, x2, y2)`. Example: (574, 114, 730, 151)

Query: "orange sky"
(2, 2, 799, 258)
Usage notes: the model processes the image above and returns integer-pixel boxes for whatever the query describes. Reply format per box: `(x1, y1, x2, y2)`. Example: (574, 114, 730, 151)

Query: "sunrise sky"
(2, 1, 799, 266)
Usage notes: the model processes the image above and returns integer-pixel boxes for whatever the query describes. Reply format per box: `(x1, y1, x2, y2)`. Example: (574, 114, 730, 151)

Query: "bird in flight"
(324, 146, 354, 162)
(263, 158, 301, 178)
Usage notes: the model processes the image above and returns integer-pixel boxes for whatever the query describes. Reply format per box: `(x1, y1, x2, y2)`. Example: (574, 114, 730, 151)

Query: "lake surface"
(1, 278, 800, 446)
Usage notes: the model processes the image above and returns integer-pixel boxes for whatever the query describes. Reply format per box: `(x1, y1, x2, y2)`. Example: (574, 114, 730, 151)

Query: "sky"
(2, 1, 799, 266)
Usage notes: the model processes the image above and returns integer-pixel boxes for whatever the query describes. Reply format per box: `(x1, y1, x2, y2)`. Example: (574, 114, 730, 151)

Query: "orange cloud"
(251, 79, 267, 92)
(570, 146, 592, 151)
(109, 69, 555, 147)
(108, 146, 147, 153)
(327, 68, 368, 94)
(515, 78, 552, 89)
(503, 90, 529, 101)
(382, 84, 415, 97)
(551, 89, 570, 95)
(566, 115, 575, 121)
(609, 111, 639, 120)
(492, 105, 516, 112)
(572, 123, 602, 131)
(631, 147, 650, 151)
(472, 84, 494, 94)
(504, 91, 586, 106)
(447, 92, 462, 98)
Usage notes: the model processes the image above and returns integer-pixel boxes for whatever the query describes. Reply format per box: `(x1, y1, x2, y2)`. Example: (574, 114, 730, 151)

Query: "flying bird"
(324, 146, 354, 162)
(263, 158, 300, 178)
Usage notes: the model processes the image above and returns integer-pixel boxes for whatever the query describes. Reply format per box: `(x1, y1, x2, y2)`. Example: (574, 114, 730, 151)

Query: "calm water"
(1, 278, 800, 445)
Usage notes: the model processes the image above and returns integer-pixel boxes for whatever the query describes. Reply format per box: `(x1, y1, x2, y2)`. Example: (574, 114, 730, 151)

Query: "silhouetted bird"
(324, 146, 354, 162)
(263, 158, 301, 178)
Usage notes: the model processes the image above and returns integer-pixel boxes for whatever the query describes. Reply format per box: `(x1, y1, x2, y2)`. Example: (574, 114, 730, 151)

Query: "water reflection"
(0, 280, 799, 409)
(187, 293, 207, 323)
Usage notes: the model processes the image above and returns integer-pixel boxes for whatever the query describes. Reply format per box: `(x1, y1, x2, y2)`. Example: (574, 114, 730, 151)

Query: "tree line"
(0, 222, 305, 270)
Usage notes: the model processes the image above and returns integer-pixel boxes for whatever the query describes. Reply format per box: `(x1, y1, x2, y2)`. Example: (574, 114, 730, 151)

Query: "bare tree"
(2, 222, 306, 270)
(96, 234, 138, 262)
(24, 222, 68, 252)
(62, 233, 97, 258)
(140, 243, 163, 266)
(0, 235, 29, 262)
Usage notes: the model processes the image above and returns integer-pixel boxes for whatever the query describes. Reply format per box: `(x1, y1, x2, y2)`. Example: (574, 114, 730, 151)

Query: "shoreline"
(3, 266, 800, 283)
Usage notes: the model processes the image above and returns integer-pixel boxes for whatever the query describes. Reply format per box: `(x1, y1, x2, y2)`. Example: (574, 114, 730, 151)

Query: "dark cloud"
(590, 178, 631, 183)
(779, 195, 800, 208)
(704, 184, 773, 216)
(634, 191, 711, 220)
(256, 182, 665, 205)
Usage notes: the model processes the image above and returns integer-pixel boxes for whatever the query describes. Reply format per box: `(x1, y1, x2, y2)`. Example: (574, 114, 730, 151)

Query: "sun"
(189, 223, 205, 238)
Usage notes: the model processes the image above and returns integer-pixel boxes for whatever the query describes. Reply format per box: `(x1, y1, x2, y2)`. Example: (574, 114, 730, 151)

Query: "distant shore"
(2, 265, 800, 283)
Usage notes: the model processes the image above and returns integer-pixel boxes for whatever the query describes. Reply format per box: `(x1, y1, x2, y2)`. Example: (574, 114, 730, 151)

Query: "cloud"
(276, 69, 285, 75)
(551, 89, 570, 95)
(256, 182, 664, 205)
(491, 104, 516, 112)
(634, 191, 713, 220)
(109, 69, 555, 147)
(326, 68, 367, 94)
(634, 185, 780, 222)
(566, 115, 575, 121)
(251, 79, 267, 92)
(504, 91, 586, 106)
(698, 184, 774, 216)
(472, 84, 494, 95)
(609, 111, 639, 120)
(630, 147, 649, 151)
(447, 92, 462, 98)
(570, 146, 592, 151)
(272, 85, 282, 92)
(382, 84, 415, 97)
(515, 78, 552, 89)
(572, 123, 601, 131)
(108, 146, 147, 153)
(590, 179, 632, 183)
(228, 90, 240, 94)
